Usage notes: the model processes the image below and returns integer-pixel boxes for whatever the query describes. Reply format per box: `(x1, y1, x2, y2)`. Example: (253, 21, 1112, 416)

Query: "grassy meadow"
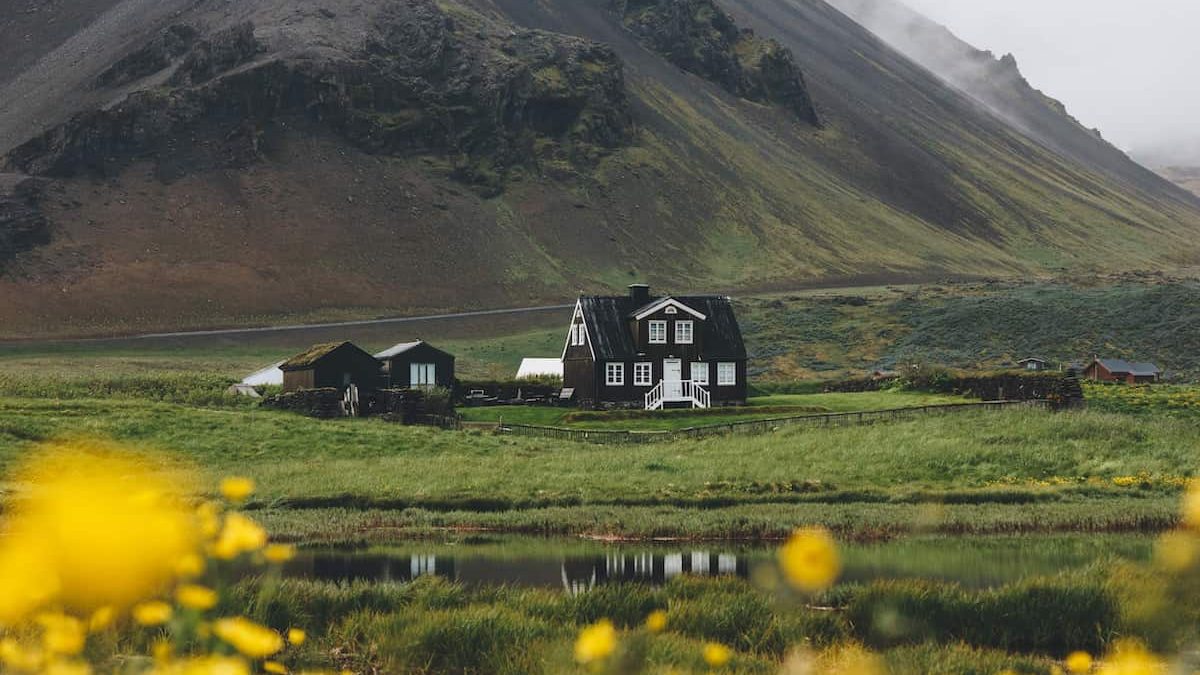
(4, 278, 1200, 672)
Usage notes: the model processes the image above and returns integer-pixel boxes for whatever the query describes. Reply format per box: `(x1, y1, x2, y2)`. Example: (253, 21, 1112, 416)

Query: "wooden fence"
(497, 400, 1051, 445)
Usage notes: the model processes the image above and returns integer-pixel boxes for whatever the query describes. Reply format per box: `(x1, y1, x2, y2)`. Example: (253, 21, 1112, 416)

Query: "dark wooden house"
(561, 284, 748, 409)
(374, 341, 456, 390)
(1083, 358, 1161, 384)
(279, 341, 382, 393)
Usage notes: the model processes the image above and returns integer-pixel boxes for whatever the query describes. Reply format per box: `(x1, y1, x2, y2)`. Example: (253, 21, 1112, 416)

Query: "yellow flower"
(197, 502, 222, 541)
(133, 601, 173, 626)
(177, 584, 218, 611)
(152, 638, 173, 664)
(263, 544, 296, 564)
(287, 628, 306, 645)
(1066, 651, 1094, 673)
(37, 612, 86, 655)
(213, 617, 284, 659)
(1098, 640, 1164, 675)
(263, 661, 288, 674)
(1154, 530, 1199, 571)
(645, 610, 668, 633)
(0, 637, 43, 671)
(220, 477, 256, 505)
(574, 619, 617, 664)
(212, 514, 268, 560)
(703, 643, 733, 669)
(88, 606, 114, 633)
(175, 553, 206, 579)
(0, 541, 60, 625)
(162, 655, 249, 675)
(778, 527, 841, 593)
(0, 446, 199, 615)
(1183, 481, 1200, 529)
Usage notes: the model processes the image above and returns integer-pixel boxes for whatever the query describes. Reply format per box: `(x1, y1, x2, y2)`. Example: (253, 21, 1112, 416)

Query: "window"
(690, 362, 709, 385)
(649, 320, 667, 344)
(717, 362, 737, 386)
(411, 363, 437, 388)
(665, 306, 678, 315)
(570, 323, 586, 346)
(606, 362, 625, 386)
(634, 362, 653, 386)
(675, 320, 694, 344)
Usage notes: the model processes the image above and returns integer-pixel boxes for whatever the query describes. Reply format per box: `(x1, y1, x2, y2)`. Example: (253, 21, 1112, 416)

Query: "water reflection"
(286, 550, 751, 593)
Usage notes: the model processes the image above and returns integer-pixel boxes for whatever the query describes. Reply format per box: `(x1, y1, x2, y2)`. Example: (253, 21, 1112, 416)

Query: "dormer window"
(649, 320, 667, 344)
(675, 320, 694, 344)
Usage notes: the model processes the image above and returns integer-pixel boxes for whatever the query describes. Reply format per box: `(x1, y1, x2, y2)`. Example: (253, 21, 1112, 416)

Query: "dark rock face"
(4, 1, 634, 194)
(93, 24, 199, 89)
(613, 0, 818, 124)
(0, 176, 51, 272)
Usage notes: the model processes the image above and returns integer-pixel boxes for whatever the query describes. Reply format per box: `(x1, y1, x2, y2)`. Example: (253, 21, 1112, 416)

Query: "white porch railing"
(645, 380, 710, 410)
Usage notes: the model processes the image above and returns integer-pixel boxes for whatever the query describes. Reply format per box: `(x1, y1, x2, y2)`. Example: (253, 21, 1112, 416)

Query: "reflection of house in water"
(290, 550, 749, 593)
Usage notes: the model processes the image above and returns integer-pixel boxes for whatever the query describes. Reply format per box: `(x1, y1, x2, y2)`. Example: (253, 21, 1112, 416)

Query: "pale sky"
(900, 0, 1200, 162)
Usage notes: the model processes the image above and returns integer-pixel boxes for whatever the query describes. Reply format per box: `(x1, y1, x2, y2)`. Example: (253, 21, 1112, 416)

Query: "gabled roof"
(517, 358, 564, 379)
(631, 297, 707, 320)
(241, 361, 284, 386)
(577, 294, 746, 360)
(280, 341, 378, 371)
(1094, 358, 1161, 376)
(1017, 357, 1048, 364)
(374, 340, 453, 360)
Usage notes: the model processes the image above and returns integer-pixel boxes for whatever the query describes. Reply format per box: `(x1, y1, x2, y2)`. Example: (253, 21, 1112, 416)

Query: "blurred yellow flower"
(645, 610, 668, 633)
(1066, 650, 1094, 673)
(175, 553, 206, 580)
(574, 619, 617, 664)
(703, 643, 732, 668)
(133, 601, 173, 626)
(778, 527, 841, 593)
(177, 584, 218, 611)
(263, 661, 287, 674)
(263, 544, 296, 564)
(1184, 481, 1200, 530)
(37, 612, 85, 656)
(42, 660, 92, 675)
(1154, 531, 1199, 571)
(213, 617, 284, 659)
(212, 514, 268, 560)
(1098, 640, 1164, 675)
(0, 446, 199, 615)
(220, 477, 255, 505)
(287, 628, 306, 645)
(155, 655, 249, 675)
(0, 637, 43, 671)
(88, 607, 114, 633)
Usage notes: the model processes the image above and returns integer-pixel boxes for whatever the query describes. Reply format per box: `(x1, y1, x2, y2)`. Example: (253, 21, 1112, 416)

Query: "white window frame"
(571, 323, 586, 346)
(606, 362, 625, 386)
(675, 320, 694, 344)
(411, 363, 436, 388)
(690, 362, 709, 385)
(665, 306, 678, 315)
(717, 362, 737, 386)
(634, 362, 653, 386)
(648, 320, 668, 344)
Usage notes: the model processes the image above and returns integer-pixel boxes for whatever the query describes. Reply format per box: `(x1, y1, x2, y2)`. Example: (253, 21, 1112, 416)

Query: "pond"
(282, 534, 1153, 592)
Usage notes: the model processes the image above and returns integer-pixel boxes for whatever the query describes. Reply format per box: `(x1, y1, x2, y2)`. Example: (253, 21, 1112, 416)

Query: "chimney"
(628, 283, 651, 306)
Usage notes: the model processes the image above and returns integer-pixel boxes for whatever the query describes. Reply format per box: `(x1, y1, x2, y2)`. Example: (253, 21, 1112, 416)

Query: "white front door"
(663, 359, 683, 400)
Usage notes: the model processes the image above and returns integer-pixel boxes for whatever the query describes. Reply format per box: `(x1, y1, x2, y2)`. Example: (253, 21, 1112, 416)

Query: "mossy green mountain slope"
(0, 0, 1198, 336)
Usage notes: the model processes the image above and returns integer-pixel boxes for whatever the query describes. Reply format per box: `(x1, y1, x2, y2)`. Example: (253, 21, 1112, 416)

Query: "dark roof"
(1017, 357, 1048, 363)
(1094, 358, 1160, 376)
(579, 295, 746, 359)
(280, 341, 378, 371)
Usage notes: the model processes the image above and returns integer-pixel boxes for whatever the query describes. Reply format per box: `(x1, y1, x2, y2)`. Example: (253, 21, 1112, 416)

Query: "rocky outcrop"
(0, 175, 51, 272)
(612, 0, 819, 124)
(93, 24, 199, 89)
(4, 1, 634, 194)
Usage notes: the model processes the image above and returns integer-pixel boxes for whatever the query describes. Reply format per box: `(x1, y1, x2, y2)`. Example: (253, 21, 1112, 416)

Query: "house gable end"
(633, 297, 707, 321)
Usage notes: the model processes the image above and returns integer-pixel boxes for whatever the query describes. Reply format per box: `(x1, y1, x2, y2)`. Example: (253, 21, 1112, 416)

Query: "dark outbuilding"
(374, 340, 456, 390)
(279, 341, 382, 393)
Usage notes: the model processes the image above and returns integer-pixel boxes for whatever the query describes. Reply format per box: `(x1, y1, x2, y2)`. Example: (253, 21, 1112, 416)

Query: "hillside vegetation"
(0, 0, 1198, 336)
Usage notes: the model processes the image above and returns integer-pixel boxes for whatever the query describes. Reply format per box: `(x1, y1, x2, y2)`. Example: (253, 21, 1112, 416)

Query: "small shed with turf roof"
(279, 341, 382, 393)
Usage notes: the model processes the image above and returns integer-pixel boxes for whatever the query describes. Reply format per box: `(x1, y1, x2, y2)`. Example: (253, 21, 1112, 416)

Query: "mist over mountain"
(1, 0, 1199, 337)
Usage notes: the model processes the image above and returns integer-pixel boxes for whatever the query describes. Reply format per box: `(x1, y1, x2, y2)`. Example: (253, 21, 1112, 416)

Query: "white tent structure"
(241, 361, 285, 387)
(516, 358, 563, 380)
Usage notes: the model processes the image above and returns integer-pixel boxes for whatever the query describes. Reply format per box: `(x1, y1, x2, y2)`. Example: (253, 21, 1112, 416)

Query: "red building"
(1083, 358, 1161, 384)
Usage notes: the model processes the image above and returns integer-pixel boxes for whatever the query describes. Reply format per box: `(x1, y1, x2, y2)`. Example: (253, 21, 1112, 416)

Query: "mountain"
(1, 0, 1199, 338)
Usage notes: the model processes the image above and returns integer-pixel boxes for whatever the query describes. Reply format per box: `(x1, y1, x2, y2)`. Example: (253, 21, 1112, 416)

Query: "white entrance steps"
(645, 380, 711, 410)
